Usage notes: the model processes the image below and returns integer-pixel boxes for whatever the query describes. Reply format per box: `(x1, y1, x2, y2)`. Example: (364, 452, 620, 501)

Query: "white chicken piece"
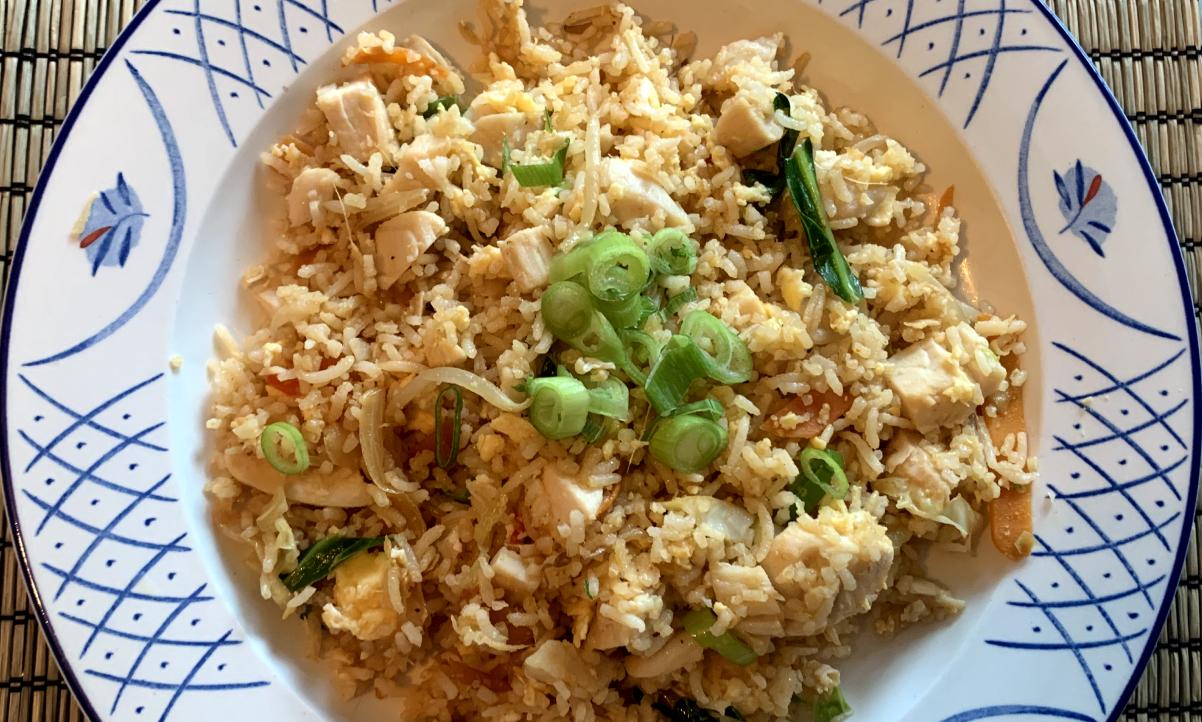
(385, 135, 454, 193)
(502, 226, 553, 293)
(587, 614, 635, 651)
(490, 548, 540, 595)
(539, 463, 605, 533)
(286, 167, 341, 227)
(315, 80, 397, 161)
(223, 451, 373, 508)
(320, 552, 399, 641)
(469, 111, 528, 167)
(884, 430, 956, 514)
(524, 640, 617, 695)
(599, 157, 691, 229)
(624, 632, 704, 679)
(709, 563, 783, 619)
(662, 496, 755, 546)
(762, 508, 893, 635)
(715, 95, 783, 157)
(374, 210, 447, 290)
(884, 325, 1006, 433)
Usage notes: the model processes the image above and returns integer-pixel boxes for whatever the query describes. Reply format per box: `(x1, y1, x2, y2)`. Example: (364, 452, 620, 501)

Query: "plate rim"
(0, 1, 1197, 720)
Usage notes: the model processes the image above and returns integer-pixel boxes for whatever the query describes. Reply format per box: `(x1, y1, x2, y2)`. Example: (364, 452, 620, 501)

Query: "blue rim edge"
(0, 2, 1198, 722)
(0, 2, 165, 720)
(1024, 2, 1202, 719)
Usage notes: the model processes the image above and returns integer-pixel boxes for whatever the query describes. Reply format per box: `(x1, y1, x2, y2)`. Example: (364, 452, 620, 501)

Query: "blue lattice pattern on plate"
(15, 372, 268, 721)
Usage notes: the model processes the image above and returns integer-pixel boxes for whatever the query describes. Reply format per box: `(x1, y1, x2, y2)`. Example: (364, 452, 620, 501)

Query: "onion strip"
(359, 389, 391, 491)
(393, 366, 531, 413)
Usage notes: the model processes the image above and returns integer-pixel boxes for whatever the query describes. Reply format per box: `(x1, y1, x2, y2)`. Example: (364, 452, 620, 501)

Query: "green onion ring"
(260, 421, 310, 475)
(525, 376, 590, 440)
(679, 310, 752, 384)
(649, 415, 728, 474)
(434, 385, 463, 469)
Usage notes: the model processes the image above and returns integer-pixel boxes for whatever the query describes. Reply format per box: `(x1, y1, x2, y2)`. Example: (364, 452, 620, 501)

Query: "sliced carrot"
(936, 184, 955, 216)
(990, 485, 1033, 560)
(343, 45, 446, 79)
(265, 374, 301, 397)
(762, 389, 852, 439)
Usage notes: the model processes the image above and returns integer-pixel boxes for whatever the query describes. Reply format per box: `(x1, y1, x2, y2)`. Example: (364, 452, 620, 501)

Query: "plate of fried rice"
(2, 1, 1198, 721)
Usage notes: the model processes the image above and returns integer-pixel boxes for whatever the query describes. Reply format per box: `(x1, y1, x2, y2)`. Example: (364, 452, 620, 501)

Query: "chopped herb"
(434, 384, 463, 469)
(784, 138, 864, 304)
(281, 536, 384, 592)
(421, 94, 459, 118)
(789, 448, 849, 518)
(543, 107, 554, 131)
(502, 137, 570, 188)
(813, 686, 852, 722)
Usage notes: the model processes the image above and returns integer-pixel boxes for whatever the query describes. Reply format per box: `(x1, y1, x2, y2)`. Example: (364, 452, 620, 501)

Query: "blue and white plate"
(2, 1, 1197, 720)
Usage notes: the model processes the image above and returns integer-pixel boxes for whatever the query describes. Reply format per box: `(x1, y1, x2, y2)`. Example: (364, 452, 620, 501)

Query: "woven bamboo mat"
(0, 0, 1199, 719)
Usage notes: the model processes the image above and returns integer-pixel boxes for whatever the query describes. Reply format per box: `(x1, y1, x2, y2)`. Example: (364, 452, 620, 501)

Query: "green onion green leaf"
(662, 287, 698, 319)
(648, 228, 698, 276)
(586, 377, 630, 421)
(667, 397, 723, 420)
(679, 310, 752, 384)
(502, 137, 570, 188)
(789, 447, 850, 517)
(525, 375, 590, 439)
(434, 384, 463, 469)
(421, 94, 460, 118)
(784, 138, 864, 304)
(812, 686, 852, 722)
(681, 608, 756, 666)
(281, 536, 384, 592)
(260, 421, 310, 475)
(741, 93, 799, 199)
(644, 335, 710, 415)
(650, 415, 728, 474)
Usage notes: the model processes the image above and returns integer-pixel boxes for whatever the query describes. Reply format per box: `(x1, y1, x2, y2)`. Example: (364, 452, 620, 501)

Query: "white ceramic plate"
(2, 1, 1198, 720)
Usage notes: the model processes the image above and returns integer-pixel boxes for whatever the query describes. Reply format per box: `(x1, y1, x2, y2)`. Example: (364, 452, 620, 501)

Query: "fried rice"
(204, 1, 1037, 719)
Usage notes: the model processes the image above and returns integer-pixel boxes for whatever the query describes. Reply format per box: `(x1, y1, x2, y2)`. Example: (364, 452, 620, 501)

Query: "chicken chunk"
(884, 326, 1005, 433)
(539, 463, 604, 532)
(710, 563, 784, 620)
(490, 548, 540, 595)
(286, 167, 341, 227)
(386, 135, 455, 192)
(762, 508, 893, 635)
(524, 640, 617, 696)
(884, 430, 956, 514)
(315, 80, 397, 161)
(502, 226, 553, 293)
(599, 158, 691, 229)
(715, 95, 783, 157)
(625, 632, 704, 679)
(470, 111, 528, 167)
(222, 451, 373, 508)
(375, 210, 447, 290)
(321, 552, 398, 641)
(663, 496, 755, 546)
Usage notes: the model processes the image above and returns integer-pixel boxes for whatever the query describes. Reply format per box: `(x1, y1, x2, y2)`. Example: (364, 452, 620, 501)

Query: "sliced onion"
(359, 388, 392, 491)
(393, 366, 531, 412)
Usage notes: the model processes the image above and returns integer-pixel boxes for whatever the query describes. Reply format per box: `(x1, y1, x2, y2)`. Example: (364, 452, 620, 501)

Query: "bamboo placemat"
(0, 0, 1199, 720)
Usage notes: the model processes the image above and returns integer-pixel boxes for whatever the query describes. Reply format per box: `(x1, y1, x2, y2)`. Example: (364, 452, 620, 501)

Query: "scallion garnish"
(543, 107, 554, 131)
(586, 233, 652, 302)
(667, 397, 723, 420)
(647, 228, 698, 276)
(586, 377, 630, 421)
(281, 535, 383, 592)
(502, 137, 570, 188)
(260, 421, 310, 475)
(790, 447, 850, 517)
(434, 384, 463, 469)
(421, 94, 459, 118)
(541, 281, 626, 366)
(525, 375, 590, 439)
(662, 287, 698, 319)
(785, 138, 864, 304)
(812, 686, 853, 722)
(649, 415, 728, 474)
(742, 92, 798, 198)
(596, 292, 646, 330)
(679, 310, 752, 384)
(580, 414, 615, 444)
(644, 335, 710, 414)
(681, 608, 756, 666)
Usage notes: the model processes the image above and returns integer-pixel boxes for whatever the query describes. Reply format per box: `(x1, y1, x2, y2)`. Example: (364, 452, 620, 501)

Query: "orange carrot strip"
(987, 355, 1032, 559)
(762, 390, 852, 439)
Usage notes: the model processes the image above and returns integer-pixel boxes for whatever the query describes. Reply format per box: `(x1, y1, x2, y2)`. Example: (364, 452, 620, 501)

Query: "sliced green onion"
(580, 414, 616, 444)
(586, 233, 652, 302)
(502, 137, 569, 188)
(586, 377, 630, 421)
(681, 609, 756, 666)
(636, 294, 659, 326)
(662, 288, 698, 319)
(595, 292, 645, 329)
(548, 236, 599, 284)
(281, 536, 383, 592)
(622, 329, 662, 369)
(790, 448, 849, 517)
(525, 376, 590, 439)
(785, 138, 864, 304)
(260, 422, 310, 475)
(541, 280, 595, 338)
(644, 335, 710, 415)
(667, 397, 723, 420)
(741, 93, 798, 199)
(679, 310, 752, 384)
(421, 94, 459, 118)
(813, 686, 852, 722)
(648, 228, 698, 276)
(650, 415, 728, 474)
(543, 107, 554, 131)
(434, 385, 463, 469)
(442, 488, 471, 504)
